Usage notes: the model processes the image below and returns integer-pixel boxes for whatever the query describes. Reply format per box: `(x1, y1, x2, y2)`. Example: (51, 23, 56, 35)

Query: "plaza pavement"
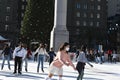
(0, 60, 120, 80)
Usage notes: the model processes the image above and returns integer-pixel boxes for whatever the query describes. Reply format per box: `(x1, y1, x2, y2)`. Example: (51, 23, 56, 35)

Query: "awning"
(0, 35, 8, 41)
(0, 35, 9, 42)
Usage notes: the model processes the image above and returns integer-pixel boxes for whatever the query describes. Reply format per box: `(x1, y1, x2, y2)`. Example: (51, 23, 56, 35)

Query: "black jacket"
(2, 47, 11, 55)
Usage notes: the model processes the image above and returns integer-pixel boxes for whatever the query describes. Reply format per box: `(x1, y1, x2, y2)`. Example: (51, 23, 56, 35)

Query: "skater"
(22, 45, 32, 72)
(107, 49, 112, 63)
(76, 46, 93, 80)
(48, 47, 56, 65)
(96, 50, 102, 64)
(45, 42, 76, 80)
(101, 50, 105, 63)
(33, 45, 38, 62)
(1, 44, 12, 70)
(112, 50, 117, 64)
(34, 43, 49, 73)
(13, 43, 27, 75)
(24, 46, 32, 72)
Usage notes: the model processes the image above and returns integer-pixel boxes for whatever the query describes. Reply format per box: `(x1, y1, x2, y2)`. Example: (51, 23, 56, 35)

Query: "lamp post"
(116, 24, 120, 54)
(107, 23, 118, 50)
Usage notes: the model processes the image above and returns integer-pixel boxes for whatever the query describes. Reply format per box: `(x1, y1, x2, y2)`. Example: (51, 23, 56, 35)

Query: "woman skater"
(76, 46, 93, 80)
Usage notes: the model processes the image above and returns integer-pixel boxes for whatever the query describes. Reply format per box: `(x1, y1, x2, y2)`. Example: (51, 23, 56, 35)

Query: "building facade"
(108, 0, 120, 17)
(0, 0, 27, 47)
(67, 0, 107, 49)
(107, 0, 120, 52)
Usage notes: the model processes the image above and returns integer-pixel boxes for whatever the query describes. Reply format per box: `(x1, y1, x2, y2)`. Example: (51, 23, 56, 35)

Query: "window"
(22, 0, 25, 2)
(97, 5, 101, 10)
(76, 3, 81, 9)
(84, 4, 88, 9)
(21, 13, 24, 17)
(90, 13, 93, 18)
(76, 12, 80, 17)
(6, 7, 10, 12)
(83, 21, 87, 26)
(117, 4, 120, 7)
(5, 25, 9, 31)
(90, 5, 94, 10)
(83, 13, 87, 18)
(76, 29, 80, 35)
(90, 22, 93, 26)
(97, 14, 100, 18)
(96, 22, 100, 27)
(98, 0, 101, 2)
(76, 21, 80, 26)
(5, 16, 9, 21)
(76, 29, 80, 32)
(117, 9, 120, 13)
(22, 5, 25, 10)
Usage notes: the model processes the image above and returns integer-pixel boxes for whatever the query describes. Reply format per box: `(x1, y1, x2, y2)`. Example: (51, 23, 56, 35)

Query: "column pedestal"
(50, 0, 69, 51)
(50, 26, 69, 52)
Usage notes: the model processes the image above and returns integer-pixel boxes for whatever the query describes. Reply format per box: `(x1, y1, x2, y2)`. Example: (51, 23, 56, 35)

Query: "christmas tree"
(21, 0, 54, 45)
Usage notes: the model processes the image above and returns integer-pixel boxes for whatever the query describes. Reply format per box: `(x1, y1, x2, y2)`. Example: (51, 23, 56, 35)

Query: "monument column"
(50, 0, 69, 51)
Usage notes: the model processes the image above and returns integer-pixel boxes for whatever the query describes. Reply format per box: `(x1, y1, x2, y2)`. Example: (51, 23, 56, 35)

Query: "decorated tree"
(21, 0, 54, 45)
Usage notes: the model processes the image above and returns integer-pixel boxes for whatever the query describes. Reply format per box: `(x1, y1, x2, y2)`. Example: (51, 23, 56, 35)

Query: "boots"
(25, 68, 28, 72)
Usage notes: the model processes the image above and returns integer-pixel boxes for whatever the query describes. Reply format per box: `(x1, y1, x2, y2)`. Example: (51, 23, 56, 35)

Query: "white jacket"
(13, 46, 27, 59)
(35, 48, 49, 56)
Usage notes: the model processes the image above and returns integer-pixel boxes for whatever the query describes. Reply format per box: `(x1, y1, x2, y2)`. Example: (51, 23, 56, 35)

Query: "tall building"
(108, 0, 120, 17)
(0, 0, 18, 46)
(107, 0, 120, 51)
(67, 0, 107, 49)
(0, 0, 27, 47)
(19, 0, 28, 27)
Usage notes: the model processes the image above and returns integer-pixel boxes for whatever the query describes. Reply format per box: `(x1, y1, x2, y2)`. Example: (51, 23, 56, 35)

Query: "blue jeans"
(21, 58, 28, 70)
(97, 57, 102, 64)
(1, 55, 11, 70)
(25, 58, 28, 69)
(37, 55, 44, 72)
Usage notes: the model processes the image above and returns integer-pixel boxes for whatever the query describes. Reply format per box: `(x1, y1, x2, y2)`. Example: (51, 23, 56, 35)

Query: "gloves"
(90, 64, 93, 67)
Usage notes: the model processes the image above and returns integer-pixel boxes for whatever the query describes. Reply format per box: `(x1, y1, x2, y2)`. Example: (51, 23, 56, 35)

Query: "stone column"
(50, 0, 69, 52)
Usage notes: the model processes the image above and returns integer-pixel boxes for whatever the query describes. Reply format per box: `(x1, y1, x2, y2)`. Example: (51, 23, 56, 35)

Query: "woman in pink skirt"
(46, 42, 76, 80)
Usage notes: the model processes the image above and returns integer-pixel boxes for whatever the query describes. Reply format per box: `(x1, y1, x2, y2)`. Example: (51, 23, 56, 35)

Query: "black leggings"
(76, 62, 85, 74)
(76, 62, 85, 80)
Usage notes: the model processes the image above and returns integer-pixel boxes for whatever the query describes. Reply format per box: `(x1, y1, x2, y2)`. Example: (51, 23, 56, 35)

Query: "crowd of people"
(0, 42, 119, 80)
(79, 48, 118, 64)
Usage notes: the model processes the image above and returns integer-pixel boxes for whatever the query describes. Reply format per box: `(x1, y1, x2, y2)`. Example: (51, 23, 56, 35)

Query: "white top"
(35, 48, 49, 56)
(13, 46, 27, 59)
(112, 53, 117, 58)
(77, 51, 91, 66)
